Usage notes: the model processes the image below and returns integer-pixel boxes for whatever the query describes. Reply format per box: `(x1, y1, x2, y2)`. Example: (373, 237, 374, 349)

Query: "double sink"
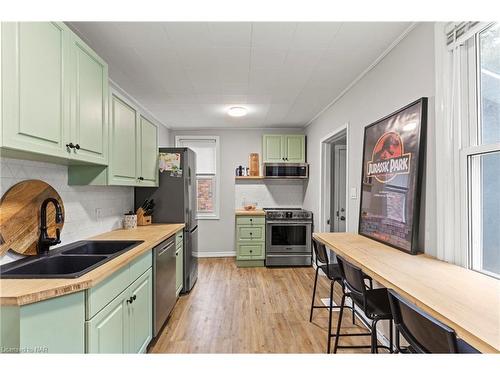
(0, 240, 144, 279)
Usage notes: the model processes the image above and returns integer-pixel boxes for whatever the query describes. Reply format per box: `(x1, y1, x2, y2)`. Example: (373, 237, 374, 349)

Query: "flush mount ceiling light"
(227, 106, 248, 117)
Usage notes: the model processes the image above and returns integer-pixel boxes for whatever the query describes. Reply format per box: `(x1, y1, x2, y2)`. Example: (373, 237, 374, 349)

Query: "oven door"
(266, 221, 312, 254)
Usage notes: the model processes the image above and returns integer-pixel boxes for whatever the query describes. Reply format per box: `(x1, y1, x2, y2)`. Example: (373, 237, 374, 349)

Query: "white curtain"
(434, 24, 465, 264)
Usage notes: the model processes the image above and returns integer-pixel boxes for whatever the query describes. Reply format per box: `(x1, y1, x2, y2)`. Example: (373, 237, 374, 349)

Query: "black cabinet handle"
(66, 143, 75, 149)
(127, 297, 134, 304)
(250, 232, 252, 236)
(75, 144, 80, 150)
(132, 295, 137, 301)
(138, 177, 144, 181)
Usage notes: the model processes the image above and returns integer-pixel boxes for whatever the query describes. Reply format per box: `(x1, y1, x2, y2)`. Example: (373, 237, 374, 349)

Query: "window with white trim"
(175, 136, 220, 219)
(451, 23, 500, 278)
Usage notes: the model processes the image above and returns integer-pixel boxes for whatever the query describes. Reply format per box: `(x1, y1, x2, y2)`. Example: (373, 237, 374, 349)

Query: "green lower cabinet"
(236, 216, 265, 267)
(128, 268, 153, 353)
(0, 292, 85, 353)
(86, 288, 129, 353)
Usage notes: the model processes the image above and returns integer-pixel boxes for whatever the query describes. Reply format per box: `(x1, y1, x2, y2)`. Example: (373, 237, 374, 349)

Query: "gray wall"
(303, 23, 437, 255)
(158, 125, 170, 147)
(169, 128, 304, 255)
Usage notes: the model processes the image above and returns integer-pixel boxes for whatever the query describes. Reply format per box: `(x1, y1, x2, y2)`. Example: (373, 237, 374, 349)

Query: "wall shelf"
(235, 176, 264, 180)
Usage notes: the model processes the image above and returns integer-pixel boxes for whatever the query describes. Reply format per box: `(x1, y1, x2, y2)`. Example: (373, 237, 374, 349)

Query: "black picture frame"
(358, 97, 428, 254)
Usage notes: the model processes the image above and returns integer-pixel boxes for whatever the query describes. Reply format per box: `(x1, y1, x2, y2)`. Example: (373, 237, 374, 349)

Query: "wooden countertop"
(235, 209, 266, 216)
(313, 232, 500, 353)
(0, 224, 184, 306)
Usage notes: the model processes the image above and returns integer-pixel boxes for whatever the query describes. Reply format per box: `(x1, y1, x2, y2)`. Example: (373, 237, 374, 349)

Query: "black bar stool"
(333, 255, 394, 353)
(388, 289, 481, 353)
(310, 238, 373, 353)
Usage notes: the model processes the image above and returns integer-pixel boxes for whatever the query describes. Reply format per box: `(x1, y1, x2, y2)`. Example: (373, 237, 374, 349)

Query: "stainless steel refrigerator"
(135, 147, 198, 293)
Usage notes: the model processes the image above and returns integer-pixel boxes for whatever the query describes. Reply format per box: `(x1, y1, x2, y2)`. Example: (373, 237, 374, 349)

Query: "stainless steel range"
(264, 208, 313, 267)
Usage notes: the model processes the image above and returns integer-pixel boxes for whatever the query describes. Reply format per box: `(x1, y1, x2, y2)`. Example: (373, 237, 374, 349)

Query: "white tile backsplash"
(0, 157, 133, 265)
(235, 180, 305, 209)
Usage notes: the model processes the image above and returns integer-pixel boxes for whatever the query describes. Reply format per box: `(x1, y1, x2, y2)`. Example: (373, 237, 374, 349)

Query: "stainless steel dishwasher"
(153, 235, 177, 337)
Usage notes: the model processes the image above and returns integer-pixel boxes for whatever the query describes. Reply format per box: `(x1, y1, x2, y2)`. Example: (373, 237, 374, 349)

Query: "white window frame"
(454, 23, 500, 278)
(175, 135, 220, 220)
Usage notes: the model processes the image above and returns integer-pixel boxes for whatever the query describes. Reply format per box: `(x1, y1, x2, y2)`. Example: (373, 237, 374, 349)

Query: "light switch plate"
(350, 187, 357, 199)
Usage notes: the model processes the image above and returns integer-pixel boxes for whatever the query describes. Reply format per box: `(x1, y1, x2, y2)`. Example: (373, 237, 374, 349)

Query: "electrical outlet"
(95, 208, 103, 221)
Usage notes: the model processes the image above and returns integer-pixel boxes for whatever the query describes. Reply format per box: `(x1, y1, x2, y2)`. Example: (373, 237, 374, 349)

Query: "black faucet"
(38, 198, 64, 255)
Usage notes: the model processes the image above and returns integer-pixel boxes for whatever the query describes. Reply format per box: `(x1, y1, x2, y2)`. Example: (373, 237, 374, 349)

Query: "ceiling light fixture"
(227, 106, 248, 117)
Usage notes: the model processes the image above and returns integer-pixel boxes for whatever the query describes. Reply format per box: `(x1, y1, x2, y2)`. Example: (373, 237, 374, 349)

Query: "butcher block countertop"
(235, 209, 266, 216)
(0, 223, 184, 306)
(313, 232, 500, 353)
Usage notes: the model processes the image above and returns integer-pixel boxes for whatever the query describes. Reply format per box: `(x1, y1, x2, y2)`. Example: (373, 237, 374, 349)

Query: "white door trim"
(319, 123, 349, 233)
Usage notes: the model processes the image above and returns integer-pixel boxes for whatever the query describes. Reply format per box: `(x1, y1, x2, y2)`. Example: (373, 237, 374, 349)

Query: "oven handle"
(266, 221, 312, 225)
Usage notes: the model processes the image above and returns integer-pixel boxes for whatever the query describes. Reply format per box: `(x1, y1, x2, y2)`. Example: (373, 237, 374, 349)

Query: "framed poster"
(358, 98, 427, 254)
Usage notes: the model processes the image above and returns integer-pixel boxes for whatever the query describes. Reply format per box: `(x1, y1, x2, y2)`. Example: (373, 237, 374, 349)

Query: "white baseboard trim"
(193, 251, 236, 258)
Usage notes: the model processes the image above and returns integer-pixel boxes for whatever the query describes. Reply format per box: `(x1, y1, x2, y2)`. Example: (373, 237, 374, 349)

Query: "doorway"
(319, 125, 348, 233)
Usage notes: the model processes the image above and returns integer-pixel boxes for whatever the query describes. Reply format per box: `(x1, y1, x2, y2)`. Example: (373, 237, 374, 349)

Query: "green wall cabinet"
(0, 292, 85, 353)
(0, 22, 108, 165)
(176, 230, 184, 296)
(68, 32, 108, 165)
(236, 216, 265, 267)
(137, 115, 159, 187)
(68, 91, 158, 187)
(262, 134, 306, 163)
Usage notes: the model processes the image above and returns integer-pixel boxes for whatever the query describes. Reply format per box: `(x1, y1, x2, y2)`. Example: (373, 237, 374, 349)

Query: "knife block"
(136, 208, 152, 226)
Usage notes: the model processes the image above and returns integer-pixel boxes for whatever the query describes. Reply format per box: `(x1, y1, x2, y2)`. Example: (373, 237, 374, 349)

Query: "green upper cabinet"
(1, 22, 70, 159)
(108, 94, 138, 185)
(262, 134, 306, 163)
(68, 33, 108, 165)
(262, 134, 284, 163)
(137, 115, 158, 186)
(284, 135, 306, 163)
(0, 22, 108, 165)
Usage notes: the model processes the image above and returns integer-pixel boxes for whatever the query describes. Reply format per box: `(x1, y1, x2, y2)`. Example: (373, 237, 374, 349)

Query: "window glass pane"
(470, 151, 500, 278)
(177, 139, 216, 174)
(479, 23, 500, 145)
(196, 176, 215, 214)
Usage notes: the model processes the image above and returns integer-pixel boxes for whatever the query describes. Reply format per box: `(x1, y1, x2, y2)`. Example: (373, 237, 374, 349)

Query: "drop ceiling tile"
(208, 22, 252, 48)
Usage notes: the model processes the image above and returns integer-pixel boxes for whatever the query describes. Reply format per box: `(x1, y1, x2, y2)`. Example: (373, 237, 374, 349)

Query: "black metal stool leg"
(389, 319, 394, 353)
(309, 267, 319, 322)
(370, 319, 380, 353)
(327, 280, 334, 353)
(332, 294, 346, 354)
(395, 327, 400, 353)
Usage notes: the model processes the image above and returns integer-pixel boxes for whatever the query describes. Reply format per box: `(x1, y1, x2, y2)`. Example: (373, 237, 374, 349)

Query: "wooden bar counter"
(313, 232, 500, 353)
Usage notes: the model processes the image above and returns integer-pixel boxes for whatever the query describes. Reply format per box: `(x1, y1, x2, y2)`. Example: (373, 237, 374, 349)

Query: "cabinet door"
(284, 135, 305, 163)
(108, 94, 138, 185)
(137, 116, 158, 186)
(86, 288, 129, 353)
(176, 245, 183, 296)
(128, 268, 153, 354)
(69, 34, 108, 165)
(1, 22, 69, 158)
(262, 135, 285, 162)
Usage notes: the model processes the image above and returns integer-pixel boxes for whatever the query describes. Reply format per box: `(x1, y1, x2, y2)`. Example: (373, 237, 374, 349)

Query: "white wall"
(0, 157, 133, 265)
(304, 22, 437, 255)
(169, 128, 305, 255)
(158, 124, 170, 147)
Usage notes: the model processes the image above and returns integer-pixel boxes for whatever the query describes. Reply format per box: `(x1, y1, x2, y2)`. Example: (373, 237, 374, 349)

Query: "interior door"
(332, 145, 347, 232)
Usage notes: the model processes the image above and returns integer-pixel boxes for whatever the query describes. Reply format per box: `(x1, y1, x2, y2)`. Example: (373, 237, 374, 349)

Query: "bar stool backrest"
(312, 238, 329, 266)
(336, 255, 368, 308)
(388, 289, 459, 353)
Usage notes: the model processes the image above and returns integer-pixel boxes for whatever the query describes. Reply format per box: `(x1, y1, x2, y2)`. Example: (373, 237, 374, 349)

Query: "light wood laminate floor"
(149, 258, 373, 353)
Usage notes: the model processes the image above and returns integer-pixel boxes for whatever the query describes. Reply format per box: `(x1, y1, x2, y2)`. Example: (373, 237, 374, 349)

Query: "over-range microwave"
(263, 163, 309, 179)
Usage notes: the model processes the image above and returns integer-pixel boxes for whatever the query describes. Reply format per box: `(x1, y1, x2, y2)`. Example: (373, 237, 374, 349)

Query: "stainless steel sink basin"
(61, 240, 143, 255)
(0, 240, 144, 279)
(1, 255, 108, 278)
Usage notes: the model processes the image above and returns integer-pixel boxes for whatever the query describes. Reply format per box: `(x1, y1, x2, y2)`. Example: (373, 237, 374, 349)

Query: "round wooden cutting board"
(0, 180, 65, 256)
